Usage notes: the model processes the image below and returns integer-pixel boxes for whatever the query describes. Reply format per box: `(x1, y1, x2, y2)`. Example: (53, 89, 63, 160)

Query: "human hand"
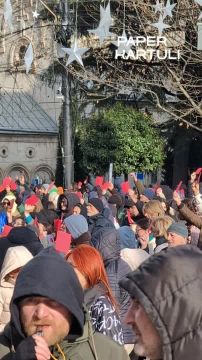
(190, 172, 196, 184)
(130, 172, 137, 182)
(32, 334, 51, 360)
(173, 190, 181, 206)
(191, 181, 200, 196)
(108, 182, 114, 191)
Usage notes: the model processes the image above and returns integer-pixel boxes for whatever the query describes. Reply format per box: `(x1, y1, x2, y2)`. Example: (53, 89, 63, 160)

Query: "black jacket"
(120, 245, 202, 360)
(88, 209, 115, 247)
(94, 228, 134, 344)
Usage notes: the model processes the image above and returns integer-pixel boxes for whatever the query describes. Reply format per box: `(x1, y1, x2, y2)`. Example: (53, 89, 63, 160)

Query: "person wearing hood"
(87, 198, 115, 247)
(0, 248, 129, 360)
(0, 246, 33, 332)
(0, 227, 43, 271)
(93, 226, 135, 353)
(120, 245, 202, 360)
(57, 193, 80, 219)
(64, 214, 91, 247)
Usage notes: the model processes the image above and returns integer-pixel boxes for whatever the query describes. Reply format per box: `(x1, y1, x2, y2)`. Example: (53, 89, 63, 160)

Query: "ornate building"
(0, 0, 62, 183)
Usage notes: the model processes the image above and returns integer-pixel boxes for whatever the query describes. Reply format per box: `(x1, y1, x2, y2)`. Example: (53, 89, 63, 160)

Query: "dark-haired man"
(0, 248, 129, 360)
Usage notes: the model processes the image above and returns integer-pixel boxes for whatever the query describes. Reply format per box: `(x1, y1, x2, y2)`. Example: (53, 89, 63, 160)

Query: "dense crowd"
(0, 171, 201, 360)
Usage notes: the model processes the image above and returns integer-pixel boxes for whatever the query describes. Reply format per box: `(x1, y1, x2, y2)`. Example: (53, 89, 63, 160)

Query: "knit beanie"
(64, 215, 88, 239)
(88, 198, 104, 213)
(142, 188, 155, 200)
(108, 194, 123, 208)
(124, 198, 136, 208)
(167, 222, 188, 238)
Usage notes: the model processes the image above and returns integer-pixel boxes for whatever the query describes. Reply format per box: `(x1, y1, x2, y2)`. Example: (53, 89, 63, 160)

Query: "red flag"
(175, 181, 183, 193)
(95, 176, 104, 186)
(55, 231, 71, 254)
(2, 177, 17, 191)
(195, 168, 202, 175)
(101, 182, 110, 191)
(54, 219, 62, 232)
(127, 209, 134, 225)
(121, 181, 130, 194)
(1, 225, 13, 237)
(25, 195, 39, 206)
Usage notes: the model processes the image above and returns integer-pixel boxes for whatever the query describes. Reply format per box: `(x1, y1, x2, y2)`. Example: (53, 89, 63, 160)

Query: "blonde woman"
(143, 200, 165, 220)
(151, 215, 174, 253)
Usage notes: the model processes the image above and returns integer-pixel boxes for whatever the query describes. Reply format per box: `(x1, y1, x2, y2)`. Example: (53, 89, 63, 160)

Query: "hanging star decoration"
(112, 29, 132, 55)
(62, 40, 89, 67)
(88, 1, 114, 44)
(4, 0, 13, 32)
(24, 43, 34, 74)
(162, 0, 177, 19)
(151, 14, 171, 36)
(154, 0, 164, 14)
(32, 10, 40, 19)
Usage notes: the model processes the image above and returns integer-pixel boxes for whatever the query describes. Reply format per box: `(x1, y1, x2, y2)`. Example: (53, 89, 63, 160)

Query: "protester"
(66, 244, 124, 345)
(0, 248, 129, 359)
(64, 214, 91, 247)
(87, 197, 115, 246)
(118, 226, 138, 249)
(0, 227, 43, 271)
(151, 215, 174, 253)
(135, 218, 155, 254)
(173, 190, 202, 249)
(57, 193, 80, 219)
(0, 246, 33, 331)
(167, 222, 188, 247)
(143, 200, 165, 220)
(120, 245, 202, 359)
(93, 227, 135, 352)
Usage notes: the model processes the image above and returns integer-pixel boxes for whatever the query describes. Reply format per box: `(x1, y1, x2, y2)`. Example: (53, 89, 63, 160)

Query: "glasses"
(2, 201, 10, 206)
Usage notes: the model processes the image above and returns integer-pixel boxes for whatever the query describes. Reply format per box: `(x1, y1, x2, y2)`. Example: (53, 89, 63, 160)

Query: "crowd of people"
(0, 170, 201, 360)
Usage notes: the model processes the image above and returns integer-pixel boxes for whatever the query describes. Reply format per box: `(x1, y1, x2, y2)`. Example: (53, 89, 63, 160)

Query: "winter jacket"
(177, 202, 202, 250)
(84, 283, 124, 345)
(154, 236, 168, 253)
(0, 246, 33, 332)
(120, 245, 202, 360)
(88, 209, 115, 247)
(93, 228, 135, 344)
(0, 227, 43, 271)
(0, 248, 129, 360)
(0, 314, 129, 360)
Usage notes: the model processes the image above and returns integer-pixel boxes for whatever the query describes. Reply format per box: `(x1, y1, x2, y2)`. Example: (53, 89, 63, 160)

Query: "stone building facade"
(0, 0, 62, 183)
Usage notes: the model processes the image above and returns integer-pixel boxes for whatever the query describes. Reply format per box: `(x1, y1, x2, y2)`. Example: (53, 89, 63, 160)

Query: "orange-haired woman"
(66, 244, 124, 345)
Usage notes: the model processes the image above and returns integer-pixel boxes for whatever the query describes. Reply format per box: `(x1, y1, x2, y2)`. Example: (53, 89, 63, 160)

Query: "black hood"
(57, 193, 80, 216)
(7, 227, 43, 256)
(119, 245, 202, 360)
(10, 247, 84, 343)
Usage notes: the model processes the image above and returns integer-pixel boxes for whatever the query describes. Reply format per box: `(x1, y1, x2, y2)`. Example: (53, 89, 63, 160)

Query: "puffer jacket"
(93, 228, 134, 344)
(0, 246, 33, 332)
(88, 208, 115, 247)
(120, 245, 202, 360)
